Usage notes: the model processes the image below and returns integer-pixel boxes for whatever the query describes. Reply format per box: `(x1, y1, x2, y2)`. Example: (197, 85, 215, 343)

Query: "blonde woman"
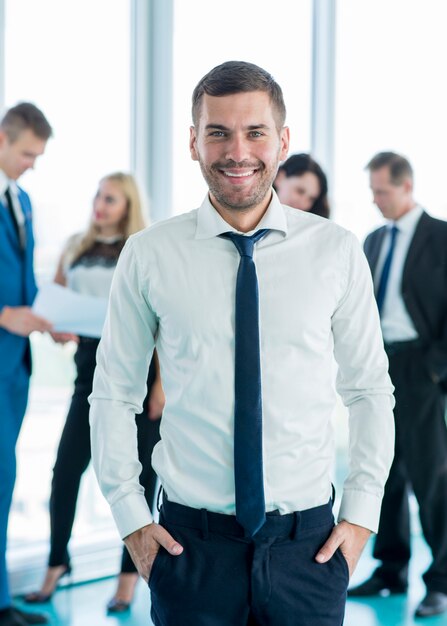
(25, 173, 164, 612)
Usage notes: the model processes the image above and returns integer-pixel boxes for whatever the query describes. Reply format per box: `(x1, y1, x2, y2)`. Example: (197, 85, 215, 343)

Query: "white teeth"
(223, 170, 254, 177)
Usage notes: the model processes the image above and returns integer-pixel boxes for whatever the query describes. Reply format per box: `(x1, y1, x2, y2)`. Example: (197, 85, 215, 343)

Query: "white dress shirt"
(375, 205, 423, 343)
(89, 192, 395, 538)
(0, 171, 25, 233)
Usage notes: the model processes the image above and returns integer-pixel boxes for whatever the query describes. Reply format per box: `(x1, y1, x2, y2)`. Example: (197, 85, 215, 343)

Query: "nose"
(225, 134, 250, 163)
(94, 196, 104, 211)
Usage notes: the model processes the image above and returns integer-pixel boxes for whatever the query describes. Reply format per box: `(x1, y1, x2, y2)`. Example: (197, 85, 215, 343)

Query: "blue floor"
(346, 534, 447, 626)
(13, 535, 447, 625)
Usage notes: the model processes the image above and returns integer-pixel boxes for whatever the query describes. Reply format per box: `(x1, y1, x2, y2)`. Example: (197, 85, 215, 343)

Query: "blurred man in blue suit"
(0, 103, 53, 626)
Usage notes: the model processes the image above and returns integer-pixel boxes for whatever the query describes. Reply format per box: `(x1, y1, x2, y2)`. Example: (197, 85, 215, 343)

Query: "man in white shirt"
(90, 61, 395, 626)
(348, 152, 447, 619)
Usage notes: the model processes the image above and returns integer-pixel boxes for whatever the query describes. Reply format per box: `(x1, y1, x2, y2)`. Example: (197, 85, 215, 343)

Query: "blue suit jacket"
(0, 187, 37, 378)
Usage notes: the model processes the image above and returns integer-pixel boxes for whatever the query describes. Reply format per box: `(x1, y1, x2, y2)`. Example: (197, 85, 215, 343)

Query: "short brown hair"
(0, 102, 53, 143)
(192, 60, 286, 129)
(366, 151, 413, 185)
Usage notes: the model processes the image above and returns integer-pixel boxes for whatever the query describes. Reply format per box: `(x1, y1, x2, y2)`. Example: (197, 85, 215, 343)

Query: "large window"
(171, 0, 313, 214)
(5, 0, 131, 583)
(11, 0, 444, 596)
(5, 0, 314, 592)
(332, 0, 438, 589)
(5, 0, 131, 276)
(334, 0, 447, 240)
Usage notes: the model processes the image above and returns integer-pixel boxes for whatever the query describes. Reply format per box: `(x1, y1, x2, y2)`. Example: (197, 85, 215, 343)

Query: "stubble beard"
(199, 159, 276, 212)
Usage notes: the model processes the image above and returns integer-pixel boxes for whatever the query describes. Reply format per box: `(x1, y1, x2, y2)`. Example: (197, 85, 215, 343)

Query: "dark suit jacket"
(364, 211, 447, 383)
(0, 186, 37, 378)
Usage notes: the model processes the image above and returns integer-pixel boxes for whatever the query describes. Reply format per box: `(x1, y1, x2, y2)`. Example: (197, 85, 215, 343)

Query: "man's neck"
(394, 200, 417, 221)
(209, 191, 272, 233)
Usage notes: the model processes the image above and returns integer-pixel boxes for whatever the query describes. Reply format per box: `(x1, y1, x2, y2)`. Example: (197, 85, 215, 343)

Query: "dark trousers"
(0, 365, 29, 609)
(373, 342, 447, 592)
(49, 338, 161, 572)
(149, 499, 348, 626)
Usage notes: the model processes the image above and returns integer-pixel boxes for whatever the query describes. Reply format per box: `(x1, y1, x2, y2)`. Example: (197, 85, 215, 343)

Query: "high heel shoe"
(24, 564, 72, 604)
(106, 572, 138, 613)
(106, 598, 131, 613)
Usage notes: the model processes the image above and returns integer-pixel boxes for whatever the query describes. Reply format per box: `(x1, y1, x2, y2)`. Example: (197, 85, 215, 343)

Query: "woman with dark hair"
(274, 153, 330, 218)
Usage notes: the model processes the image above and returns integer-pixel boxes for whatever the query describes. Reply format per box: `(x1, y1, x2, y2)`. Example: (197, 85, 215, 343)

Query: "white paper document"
(33, 283, 108, 338)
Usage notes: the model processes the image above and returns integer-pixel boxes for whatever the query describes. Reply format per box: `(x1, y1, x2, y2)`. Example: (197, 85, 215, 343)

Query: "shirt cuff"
(337, 489, 383, 533)
(111, 492, 154, 539)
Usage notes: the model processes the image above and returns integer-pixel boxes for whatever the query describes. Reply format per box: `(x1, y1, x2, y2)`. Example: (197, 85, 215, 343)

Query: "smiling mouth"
(224, 170, 254, 177)
(220, 169, 257, 179)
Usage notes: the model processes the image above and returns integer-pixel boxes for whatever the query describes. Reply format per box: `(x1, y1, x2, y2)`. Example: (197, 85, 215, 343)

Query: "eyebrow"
(204, 123, 271, 131)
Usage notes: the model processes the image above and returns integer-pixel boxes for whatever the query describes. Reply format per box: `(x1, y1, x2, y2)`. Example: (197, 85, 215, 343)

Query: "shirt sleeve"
(89, 238, 158, 539)
(332, 231, 395, 533)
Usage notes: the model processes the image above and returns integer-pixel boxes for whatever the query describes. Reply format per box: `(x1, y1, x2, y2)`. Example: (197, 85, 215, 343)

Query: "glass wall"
(3, 0, 314, 588)
(5, 0, 131, 575)
(171, 0, 313, 214)
(5, 0, 314, 590)
(10, 0, 445, 590)
(5, 0, 132, 275)
(334, 0, 447, 240)
(331, 0, 445, 544)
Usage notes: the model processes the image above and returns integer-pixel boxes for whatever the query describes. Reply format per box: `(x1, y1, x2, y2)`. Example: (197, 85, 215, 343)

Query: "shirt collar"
(388, 204, 423, 234)
(195, 189, 288, 239)
(0, 170, 18, 199)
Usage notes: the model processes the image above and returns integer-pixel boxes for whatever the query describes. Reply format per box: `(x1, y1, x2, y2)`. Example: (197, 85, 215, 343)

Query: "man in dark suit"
(0, 103, 53, 626)
(348, 151, 447, 618)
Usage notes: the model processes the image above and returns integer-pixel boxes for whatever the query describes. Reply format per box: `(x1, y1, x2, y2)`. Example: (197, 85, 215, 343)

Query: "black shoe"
(415, 591, 447, 618)
(348, 575, 407, 597)
(10, 609, 48, 624)
(0, 607, 27, 626)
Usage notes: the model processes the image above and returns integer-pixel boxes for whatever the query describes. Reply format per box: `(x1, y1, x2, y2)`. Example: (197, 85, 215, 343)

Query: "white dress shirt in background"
(89, 192, 395, 539)
(0, 170, 25, 232)
(375, 205, 423, 343)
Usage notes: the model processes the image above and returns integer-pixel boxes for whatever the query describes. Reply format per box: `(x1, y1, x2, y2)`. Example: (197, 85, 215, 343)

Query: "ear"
(189, 126, 199, 162)
(279, 126, 290, 162)
(0, 129, 7, 149)
(403, 177, 413, 194)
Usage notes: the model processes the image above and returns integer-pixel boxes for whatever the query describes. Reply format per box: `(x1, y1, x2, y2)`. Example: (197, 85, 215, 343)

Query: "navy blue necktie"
(4, 188, 20, 239)
(4, 187, 25, 249)
(221, 228, 270, 537)
(376, 225, 399, 315)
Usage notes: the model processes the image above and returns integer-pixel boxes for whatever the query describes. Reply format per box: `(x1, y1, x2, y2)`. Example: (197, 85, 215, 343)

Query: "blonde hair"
(64, 172, 146, 267)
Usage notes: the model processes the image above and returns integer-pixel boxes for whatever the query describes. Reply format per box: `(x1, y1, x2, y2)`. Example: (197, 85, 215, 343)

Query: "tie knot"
(220, 229, 270, 258)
